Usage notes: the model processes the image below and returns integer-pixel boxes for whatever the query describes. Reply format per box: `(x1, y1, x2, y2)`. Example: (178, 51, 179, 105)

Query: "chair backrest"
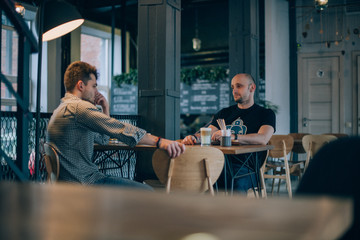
(268, 135, 294, 159)
(288, 133, 309, 154)
(302, 134, 337, 171)
(44, 143, 60, 183)
(323, 133, 348, 138)
(302, 135, 337, 158)
(152, 146, 224, 195)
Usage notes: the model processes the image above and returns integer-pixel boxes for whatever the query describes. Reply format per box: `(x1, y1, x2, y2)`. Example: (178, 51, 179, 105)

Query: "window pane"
(1, 22, 19, 111)
(80, 33, 108, 86)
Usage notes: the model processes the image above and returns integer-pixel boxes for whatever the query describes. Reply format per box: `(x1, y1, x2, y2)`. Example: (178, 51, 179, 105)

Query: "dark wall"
(181, 1, 229, 54)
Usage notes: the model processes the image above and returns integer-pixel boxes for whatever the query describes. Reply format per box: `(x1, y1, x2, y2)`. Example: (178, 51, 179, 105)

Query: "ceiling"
(18, 0, 225, 34)
(18, 0, 229, 66)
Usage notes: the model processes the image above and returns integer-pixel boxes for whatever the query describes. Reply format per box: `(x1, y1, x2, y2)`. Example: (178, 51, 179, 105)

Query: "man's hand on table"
(138, 134, 185, 157)
(159, 139, 186, 158)
(211, 130, 223, 142)
(182, 135, 198, 145)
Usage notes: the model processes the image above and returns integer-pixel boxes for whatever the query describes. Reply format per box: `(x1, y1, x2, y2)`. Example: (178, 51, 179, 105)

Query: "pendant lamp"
(36, 0, 84, 41)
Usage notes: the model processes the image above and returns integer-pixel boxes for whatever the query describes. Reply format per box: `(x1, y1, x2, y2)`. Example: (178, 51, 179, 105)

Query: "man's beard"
(234, 95, 244, 104)
(235, 96, 249, 105)
(235, 98, 243, 104)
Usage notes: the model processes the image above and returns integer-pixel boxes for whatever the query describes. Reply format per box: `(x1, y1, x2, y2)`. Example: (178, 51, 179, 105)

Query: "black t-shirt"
(210, 103, 276, 136)
(210, 103, 276, 168)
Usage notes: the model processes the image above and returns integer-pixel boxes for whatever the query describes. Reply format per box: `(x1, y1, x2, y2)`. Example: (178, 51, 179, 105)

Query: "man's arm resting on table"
(237, 125, 274, 145)
(138, 134, 186, 158)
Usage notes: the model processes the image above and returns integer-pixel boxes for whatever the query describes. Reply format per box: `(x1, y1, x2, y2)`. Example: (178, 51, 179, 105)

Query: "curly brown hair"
(64, 61, 98, 92)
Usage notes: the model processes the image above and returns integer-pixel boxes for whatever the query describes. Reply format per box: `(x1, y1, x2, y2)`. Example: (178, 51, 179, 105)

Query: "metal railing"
(0, 112, 141, 182)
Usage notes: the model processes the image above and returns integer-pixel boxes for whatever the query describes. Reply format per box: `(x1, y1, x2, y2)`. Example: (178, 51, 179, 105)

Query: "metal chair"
(152, 146, 224, 196)
(44, 143, 60, 183)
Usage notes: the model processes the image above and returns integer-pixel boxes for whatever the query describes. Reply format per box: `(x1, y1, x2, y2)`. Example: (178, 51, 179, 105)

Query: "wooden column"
(136, 0, 181, 181)
(229, 0, 259, 100)
(138, 0, 181, 139)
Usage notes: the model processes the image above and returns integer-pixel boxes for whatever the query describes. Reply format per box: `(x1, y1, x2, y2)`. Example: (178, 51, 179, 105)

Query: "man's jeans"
(94, 176, 153, 191)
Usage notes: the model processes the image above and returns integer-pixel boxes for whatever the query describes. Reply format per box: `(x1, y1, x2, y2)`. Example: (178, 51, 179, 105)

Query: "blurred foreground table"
(0, 182, 352, 240)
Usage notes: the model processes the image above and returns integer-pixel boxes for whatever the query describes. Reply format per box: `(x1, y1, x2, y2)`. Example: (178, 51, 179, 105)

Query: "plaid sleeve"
(75, 101, 147, 147)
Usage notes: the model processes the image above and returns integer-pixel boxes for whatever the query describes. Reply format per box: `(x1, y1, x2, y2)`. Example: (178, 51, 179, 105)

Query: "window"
(81, 23, 119, 102)
(1, 16, 19, 112)
(1, 10, 35, 112)
(81, 33, 109, 86)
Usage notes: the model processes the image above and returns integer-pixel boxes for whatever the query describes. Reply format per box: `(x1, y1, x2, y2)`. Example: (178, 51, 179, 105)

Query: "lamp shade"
(36, 0, 84, 41)
(315, 0, 328, 11)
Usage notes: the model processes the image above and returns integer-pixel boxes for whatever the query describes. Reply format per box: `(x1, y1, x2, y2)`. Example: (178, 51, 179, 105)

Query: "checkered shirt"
(47, 93, 147, 184)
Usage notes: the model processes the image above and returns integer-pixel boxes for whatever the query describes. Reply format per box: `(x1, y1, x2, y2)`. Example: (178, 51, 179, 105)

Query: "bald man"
(182, 73, 276, 194)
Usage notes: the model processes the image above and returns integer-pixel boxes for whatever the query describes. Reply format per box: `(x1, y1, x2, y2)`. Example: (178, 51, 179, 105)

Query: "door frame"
(297, 52, 344, 133)
(352, 51, 360, 135)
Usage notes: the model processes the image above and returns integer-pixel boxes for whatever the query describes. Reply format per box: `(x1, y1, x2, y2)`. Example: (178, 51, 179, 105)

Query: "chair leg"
(276, 167, 283, 194)
(277, 178, 281, 194)
(259, 168, 267, 198)
(253, 188, 259, 198)
(282, 140, 292, 198)
(166, 158, 175, 194)
(285, 166, 293, 198)
(204, 159, 214, 196)
(271, 178, 275, 196)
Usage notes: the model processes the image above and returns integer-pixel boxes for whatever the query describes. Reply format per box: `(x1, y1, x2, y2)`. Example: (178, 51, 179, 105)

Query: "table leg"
(93, 149, 137, 180)
(225, 152, 264, 197)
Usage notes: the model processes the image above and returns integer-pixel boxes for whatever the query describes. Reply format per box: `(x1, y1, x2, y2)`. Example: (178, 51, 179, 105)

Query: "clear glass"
(200, 127, 211, 146)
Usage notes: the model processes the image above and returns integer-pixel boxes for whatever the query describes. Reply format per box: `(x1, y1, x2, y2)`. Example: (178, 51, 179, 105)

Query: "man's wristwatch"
(156, 137, 162, 148)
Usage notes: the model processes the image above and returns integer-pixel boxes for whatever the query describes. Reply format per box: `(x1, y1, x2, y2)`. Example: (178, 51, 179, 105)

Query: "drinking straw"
(217, 119, 226, 131)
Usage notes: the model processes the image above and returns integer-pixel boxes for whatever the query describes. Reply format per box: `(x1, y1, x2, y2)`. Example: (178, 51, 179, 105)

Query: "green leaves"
(181, 66, 228, 85)
(113, 66, 229, 87)
(113, 69, 138, 87)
